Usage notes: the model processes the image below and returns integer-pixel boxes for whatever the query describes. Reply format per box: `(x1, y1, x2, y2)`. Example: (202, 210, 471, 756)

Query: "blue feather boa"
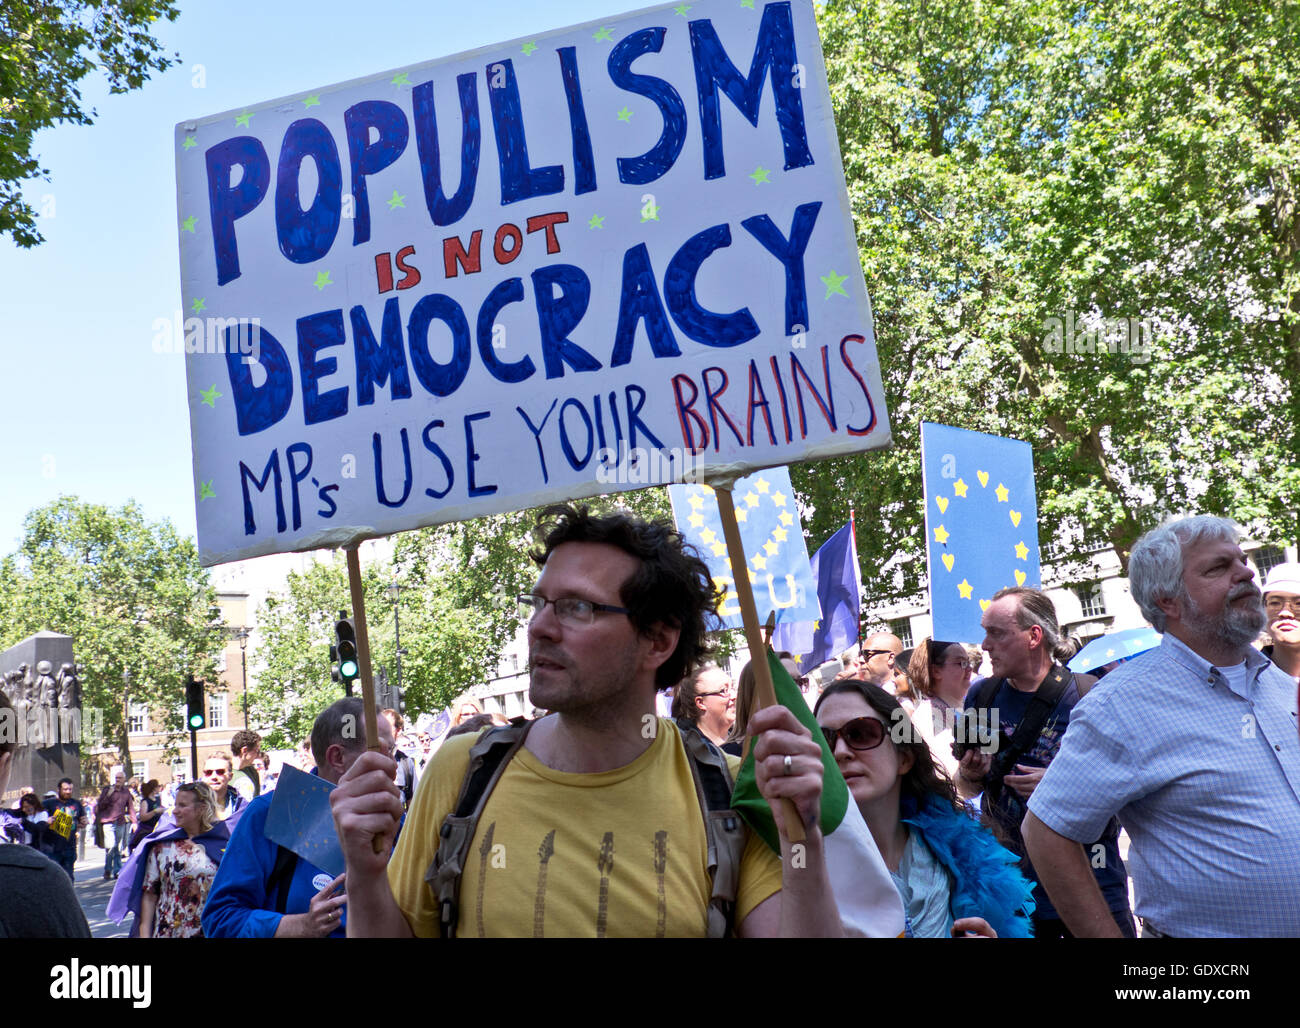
(901, 793, 1036, 939)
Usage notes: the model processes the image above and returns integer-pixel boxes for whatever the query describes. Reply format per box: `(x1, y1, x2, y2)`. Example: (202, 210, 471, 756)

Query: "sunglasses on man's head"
(821, 716, 887, 752)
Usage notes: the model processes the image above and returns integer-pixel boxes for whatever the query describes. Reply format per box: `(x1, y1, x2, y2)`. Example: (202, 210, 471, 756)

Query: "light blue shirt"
(1028, 633, 1300, 937)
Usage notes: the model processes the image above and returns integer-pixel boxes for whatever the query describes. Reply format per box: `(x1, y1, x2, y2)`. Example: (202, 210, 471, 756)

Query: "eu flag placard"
(920, 423, 1040, 643)
(668, 468, 820, 631)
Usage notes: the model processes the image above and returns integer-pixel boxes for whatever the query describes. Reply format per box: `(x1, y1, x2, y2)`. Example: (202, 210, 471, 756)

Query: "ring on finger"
(782, 754, 793, 776)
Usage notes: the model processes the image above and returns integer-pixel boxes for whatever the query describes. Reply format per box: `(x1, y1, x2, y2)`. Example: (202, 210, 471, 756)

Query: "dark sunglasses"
(821, 716, 887, 752)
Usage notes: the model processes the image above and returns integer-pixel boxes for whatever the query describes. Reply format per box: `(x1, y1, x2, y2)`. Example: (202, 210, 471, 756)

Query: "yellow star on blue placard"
(668, 468, 819, 632)
(922, 423, 1040, 642)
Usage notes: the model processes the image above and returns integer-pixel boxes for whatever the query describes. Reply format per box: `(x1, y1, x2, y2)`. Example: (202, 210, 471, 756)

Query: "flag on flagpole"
(770, 520, 862, 669)
(729, 650, 904, 937)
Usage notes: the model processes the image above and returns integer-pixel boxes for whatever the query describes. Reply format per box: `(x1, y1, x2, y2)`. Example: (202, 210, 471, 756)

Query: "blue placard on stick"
(264, 763, 344, 878)
(668, 467, 820, 630)
(920, 423, 1040, 643)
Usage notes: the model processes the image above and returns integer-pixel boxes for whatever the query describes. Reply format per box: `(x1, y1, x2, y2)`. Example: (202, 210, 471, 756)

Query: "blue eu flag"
(668, 467, 820, 632)
(771, 520, 862, 669)
(920, 423, 1040, 643)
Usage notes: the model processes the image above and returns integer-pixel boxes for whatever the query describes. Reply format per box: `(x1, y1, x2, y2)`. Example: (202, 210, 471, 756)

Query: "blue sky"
(0, 0, 676, 554)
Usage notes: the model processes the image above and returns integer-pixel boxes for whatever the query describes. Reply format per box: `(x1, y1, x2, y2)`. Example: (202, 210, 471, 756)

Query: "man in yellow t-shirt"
(333, 504, 842, 938)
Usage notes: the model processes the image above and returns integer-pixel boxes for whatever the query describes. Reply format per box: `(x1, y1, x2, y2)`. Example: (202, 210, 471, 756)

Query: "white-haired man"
(1024, 516, 1300, 937)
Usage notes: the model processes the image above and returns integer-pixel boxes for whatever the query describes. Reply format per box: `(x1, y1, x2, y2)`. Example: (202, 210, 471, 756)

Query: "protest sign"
(177, 0, 891, 565)
(921, 423, 1040, 642)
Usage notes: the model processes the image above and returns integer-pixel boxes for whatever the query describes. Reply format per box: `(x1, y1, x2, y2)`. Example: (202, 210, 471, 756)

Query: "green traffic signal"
(335, 614, 359, 683)
(185, 677, 206, 731)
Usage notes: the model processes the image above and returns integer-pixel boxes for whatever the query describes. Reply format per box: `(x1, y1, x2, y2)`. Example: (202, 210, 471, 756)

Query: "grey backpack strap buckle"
(426, 721, 532, 938)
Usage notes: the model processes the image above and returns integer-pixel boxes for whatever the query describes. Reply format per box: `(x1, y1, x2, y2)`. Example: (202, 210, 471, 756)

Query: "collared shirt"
(1028, 634, 1300, 937)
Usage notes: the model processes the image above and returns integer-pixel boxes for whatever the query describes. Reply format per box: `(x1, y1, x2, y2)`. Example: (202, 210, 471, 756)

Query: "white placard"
(176, 0, 890, 565)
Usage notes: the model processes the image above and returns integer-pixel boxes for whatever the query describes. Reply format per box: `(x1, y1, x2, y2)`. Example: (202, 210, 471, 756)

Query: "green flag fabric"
(731, 649, 849, 853)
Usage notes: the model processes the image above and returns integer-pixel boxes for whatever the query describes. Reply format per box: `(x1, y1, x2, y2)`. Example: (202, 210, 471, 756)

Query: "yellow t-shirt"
(387, 719, 782, 937)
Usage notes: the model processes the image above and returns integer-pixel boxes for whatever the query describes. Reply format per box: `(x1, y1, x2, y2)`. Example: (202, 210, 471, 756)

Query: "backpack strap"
(675, 722, 745, 939)
(267, 844, 299, 915)
(994, 665, 1073, 779)
(425, 722, 533, 939)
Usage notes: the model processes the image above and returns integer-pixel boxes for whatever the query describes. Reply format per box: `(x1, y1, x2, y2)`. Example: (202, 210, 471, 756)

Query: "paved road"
(70, 834, 131, 938)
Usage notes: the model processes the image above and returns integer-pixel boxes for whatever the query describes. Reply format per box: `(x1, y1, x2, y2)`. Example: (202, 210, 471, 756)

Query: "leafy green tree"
(1, 0, 180, 246)
(247, 490, 691, 742)
(803, 0, 1300, 606)
(0, 497, 222, 778)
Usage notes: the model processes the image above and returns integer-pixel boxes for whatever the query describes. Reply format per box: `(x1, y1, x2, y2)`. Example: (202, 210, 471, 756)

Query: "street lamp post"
(235, 628, 251, 728)
(386, 584, 406, 704)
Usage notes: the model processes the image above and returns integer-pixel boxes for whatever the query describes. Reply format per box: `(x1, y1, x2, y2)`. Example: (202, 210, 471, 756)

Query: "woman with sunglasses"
(906, 638, 976, 780)
(815, 680, 1035, 938)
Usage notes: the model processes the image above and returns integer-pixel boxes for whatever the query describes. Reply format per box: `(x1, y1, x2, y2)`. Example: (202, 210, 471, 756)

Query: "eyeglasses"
(518, 593, 630, 627)
(696, 690, 732, 699)
(1265, 595, 1300, 615)
(933, 658, 974, 670)
(821, 716, 887, 752)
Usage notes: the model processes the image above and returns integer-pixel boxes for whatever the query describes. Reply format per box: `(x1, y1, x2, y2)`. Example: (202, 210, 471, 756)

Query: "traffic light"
(393, 685, 406, 718)
(335, 612, 359, 693)
(185, 678, 206, 731)
(329, 642, 341, 685)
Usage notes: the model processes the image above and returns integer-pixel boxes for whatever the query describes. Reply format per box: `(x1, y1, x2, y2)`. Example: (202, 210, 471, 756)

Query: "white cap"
(1263, 562, 1300, 596)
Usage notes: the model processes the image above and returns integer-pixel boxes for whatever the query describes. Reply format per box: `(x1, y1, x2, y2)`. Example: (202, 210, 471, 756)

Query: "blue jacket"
(201, 791, 344, 939)
(901, 793, 1037, 939)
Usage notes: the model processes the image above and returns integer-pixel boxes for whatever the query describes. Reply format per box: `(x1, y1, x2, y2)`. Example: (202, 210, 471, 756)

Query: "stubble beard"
(528, 640, 642, 721)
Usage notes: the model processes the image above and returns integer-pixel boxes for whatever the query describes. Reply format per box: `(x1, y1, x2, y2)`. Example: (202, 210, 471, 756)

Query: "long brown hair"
(814, 679, 963, 815)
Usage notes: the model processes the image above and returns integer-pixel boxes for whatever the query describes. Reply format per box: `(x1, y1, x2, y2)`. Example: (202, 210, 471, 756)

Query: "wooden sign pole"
(711, 481, 806, 844)
(344, 545, 386, 854)
(344, 546, 382, 754)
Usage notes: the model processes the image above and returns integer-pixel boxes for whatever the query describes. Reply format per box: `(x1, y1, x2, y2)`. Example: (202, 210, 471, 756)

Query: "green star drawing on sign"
(199, 385, 222, 408)
(235, 112, 252, 128)
(749, 166, 771, 184)
(740, 0, 755, 7)
(674, 3, 692, 15)
(199, 481, 215, 501)
(313, 271, 332, 290)
(391, 72, 410, 86)
(521, 41, 538, 56)
(191, 298, 206, 313)
(302, 94, 321, 108)
(182, 135, 197, 150)
(641, 203, 661, 222)
(617, 106, 633, 122)
(387, 190, 406, 210)
(821, 270, 849, 298)
(593, 27, 613, 41)
(181, 215, 198, 233)
(588, 214, 605, 229)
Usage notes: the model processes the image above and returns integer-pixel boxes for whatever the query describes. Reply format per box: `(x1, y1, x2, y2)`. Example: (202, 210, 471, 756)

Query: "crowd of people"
(2, 507, 1298, 939)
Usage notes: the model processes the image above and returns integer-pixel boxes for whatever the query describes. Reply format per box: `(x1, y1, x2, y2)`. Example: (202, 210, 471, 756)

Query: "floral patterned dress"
(143, 838, 219, 938)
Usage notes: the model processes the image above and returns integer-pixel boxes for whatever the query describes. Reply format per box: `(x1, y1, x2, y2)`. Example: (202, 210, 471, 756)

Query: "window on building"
(127, 702, 148, 735)
(209, 696, 227, 730)
(1254, 546, 1286, 576)
(1075, 583, 1106, 618)
(131, 761, 147, 781)
(887, 618, 913, 649)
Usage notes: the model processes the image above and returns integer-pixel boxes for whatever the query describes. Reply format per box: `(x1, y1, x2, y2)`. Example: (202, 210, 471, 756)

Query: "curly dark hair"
(814, 679, 963, 816)
(531, 504, 722, 688)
